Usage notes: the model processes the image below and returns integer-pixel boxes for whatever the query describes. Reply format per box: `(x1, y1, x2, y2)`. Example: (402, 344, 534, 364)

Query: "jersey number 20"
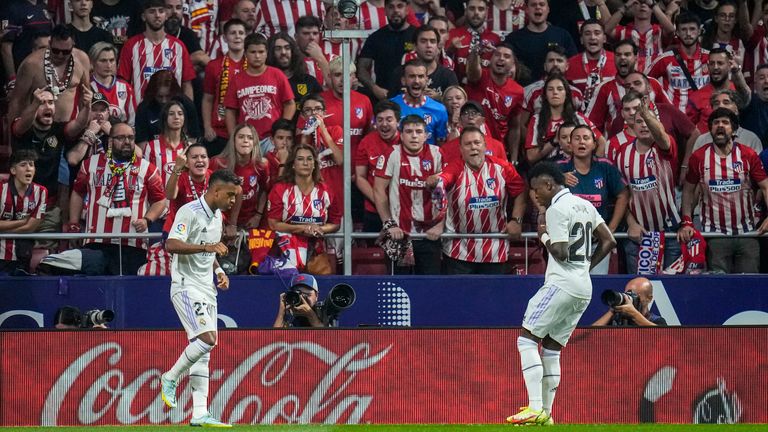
(568, 222, 592, 262)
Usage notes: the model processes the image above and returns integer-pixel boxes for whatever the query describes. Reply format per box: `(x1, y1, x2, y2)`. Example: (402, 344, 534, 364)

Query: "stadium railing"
(0, 231, 756, 275)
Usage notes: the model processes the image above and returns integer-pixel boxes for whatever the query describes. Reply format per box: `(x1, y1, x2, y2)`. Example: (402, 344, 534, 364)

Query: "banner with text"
(0, 328, 763, 426)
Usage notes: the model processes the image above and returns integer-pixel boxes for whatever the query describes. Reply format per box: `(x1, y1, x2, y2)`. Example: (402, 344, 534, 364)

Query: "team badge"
(164, 48, 173, 59)
(424, 114, 432, 125)
(45, 136, 58, 149)
(249, 175, 257, 186)
(422, 160, 432, 171)
(376, 155, 385, 170)
(297, 83, 308, 96)
(313, 199, 324, 210)
(118, 91, 126, 99)
(733, 161, 743, 173)
(645, 154, 655, 169)
(504, 96, 513, 107)
(486, 178, 496, 188)
(199, 318, 206, 325)
(175, 223, 187, 235)
(355, 107, 363, 119)
(594, 177, 604, 189)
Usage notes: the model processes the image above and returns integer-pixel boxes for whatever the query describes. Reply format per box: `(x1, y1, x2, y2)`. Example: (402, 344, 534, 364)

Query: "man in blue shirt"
(390, 59, 448, 145)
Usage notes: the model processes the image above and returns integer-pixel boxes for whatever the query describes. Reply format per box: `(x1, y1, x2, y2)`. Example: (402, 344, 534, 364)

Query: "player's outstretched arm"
(589, 222, 616, 271)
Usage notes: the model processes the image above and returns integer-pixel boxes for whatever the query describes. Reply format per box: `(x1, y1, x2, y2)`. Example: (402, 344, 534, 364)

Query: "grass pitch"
(0, 425, 765, 432)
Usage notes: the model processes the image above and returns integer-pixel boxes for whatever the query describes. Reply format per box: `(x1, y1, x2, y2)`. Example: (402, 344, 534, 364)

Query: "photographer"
(53, 306, 113, 329)
(592, 277, 667, 327)
(273, 274, 326, 328)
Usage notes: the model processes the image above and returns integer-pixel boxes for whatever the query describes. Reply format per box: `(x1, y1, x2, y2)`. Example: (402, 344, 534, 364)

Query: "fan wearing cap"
(273, 273, 325, 328)
(439, 101, 508, 164)
(67, 92, 113, 167)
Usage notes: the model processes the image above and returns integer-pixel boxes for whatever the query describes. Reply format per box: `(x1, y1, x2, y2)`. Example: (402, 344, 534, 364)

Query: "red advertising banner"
(0, 328, 764, 426)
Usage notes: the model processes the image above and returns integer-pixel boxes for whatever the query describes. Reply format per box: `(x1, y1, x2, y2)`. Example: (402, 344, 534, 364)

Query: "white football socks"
(166, 338, 214, 382)
(541, 348, 562, 415)
(189, 353, 211, 418)
(517, 336, 543, 412)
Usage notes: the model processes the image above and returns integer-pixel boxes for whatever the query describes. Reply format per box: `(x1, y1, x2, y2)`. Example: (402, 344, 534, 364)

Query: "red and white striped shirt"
(304, 57, 325, 86)
(745, 25, 768, 82)
(254, 0, 325, 37)
(612, 23, 664, 74)
(565, 51, 617, 104)
(447, 26, 501, 84)
(203, 54, 245, 139)
(711, 37, 745, 64)
(615, 138, 680, 232)
(487, 3, 526, 39)
(90, 76, 137, 125)
(117, 34, 196, 103)
(72, 154, 165, 249)
(162, 170, 211, 233)
(323, 38, 363, 64)
(0, 181, 47, 261)
(648, 47, 710, 112)
(439, 157, 525, 263)
(267, 181, 341, 226)
(183, 0, 219, 55)
(606, 127, 634, 165)
(585, 76, 669, 133)
(352, 1, 387, 34)
(522, 79, 585, 114)
(378, 144, 443, 233)
(143, 137, 187, 190)
(208, 35, 228, 60)
(687, 143, 767, 235)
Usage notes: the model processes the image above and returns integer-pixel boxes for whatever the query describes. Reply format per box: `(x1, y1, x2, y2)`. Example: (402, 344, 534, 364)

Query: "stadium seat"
(352, 246, 389, 275)
(508, 241, 546, 275)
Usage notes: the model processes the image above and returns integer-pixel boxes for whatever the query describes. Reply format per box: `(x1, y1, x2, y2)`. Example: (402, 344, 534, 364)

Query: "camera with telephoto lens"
(319, 283, 356, 326)
(601, 289, 641, 311)
(81, 309, 115, 327)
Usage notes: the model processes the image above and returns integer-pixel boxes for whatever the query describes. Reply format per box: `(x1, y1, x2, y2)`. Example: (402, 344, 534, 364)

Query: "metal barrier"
(0, 231, 759, 276)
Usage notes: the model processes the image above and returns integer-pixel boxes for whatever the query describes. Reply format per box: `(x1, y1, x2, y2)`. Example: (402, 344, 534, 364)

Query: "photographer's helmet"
(290, 273, 319, 292)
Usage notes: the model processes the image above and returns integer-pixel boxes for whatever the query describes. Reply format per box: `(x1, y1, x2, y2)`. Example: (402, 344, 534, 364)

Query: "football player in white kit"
(159, 169, 241, 428)
(506, 161, 616, 426)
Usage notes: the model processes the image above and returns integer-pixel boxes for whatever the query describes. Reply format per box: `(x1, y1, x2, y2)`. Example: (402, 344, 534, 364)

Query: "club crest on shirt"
(376, 155, 385, 170)
(424, 114, 432, 125)
(175, 223, 187, 234)
(645, 154, 655, 169)
(297, 83, 308, 96)
(312, 199, 324, 210)
(422, 160, 432, 171)
(504, 96, 513, 107)
(118, 91, 126, 99)
(732, 161, 743, 173)
(249, 175, 257, 186)
(594, 177, 604, 189)
(45, 136, 58, 149)
(355, 107, 363, 119)
(164, 48, 173, 59)
(486, 178, 496, 188)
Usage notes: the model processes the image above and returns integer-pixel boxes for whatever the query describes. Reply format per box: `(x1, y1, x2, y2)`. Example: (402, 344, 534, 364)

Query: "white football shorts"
(522, 284, 589, 347)
(171, 290, 218, 340)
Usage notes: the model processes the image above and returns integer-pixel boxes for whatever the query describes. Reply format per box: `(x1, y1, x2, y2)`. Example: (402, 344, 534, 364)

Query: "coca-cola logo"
(41, 341, 391, 426)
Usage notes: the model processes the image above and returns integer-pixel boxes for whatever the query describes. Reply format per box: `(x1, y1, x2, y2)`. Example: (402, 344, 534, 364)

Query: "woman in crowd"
(143, 100, 190, 189)
(525, 74, 604, 165)
(442, 85, 468, 141)
(135, 70, 200, 149)
(210, 123, 269, 236)
(267, 144, 341, 268)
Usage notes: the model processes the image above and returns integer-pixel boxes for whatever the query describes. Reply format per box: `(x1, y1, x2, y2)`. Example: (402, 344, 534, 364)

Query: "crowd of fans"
(1, 0, 768, 277)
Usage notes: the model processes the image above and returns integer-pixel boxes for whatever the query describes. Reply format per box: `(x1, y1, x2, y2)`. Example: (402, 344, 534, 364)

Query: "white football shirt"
(544, 189, 606, 299)
(168, 198, 223, 300)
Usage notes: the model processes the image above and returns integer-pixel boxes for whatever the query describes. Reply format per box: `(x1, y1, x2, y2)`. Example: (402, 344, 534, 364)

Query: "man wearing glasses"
(67, 122, 167, 275)
(8, 24, 91, 123)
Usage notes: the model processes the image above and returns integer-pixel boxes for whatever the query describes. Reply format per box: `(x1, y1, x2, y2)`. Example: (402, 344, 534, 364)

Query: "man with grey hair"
(691, 89, 762, 153)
